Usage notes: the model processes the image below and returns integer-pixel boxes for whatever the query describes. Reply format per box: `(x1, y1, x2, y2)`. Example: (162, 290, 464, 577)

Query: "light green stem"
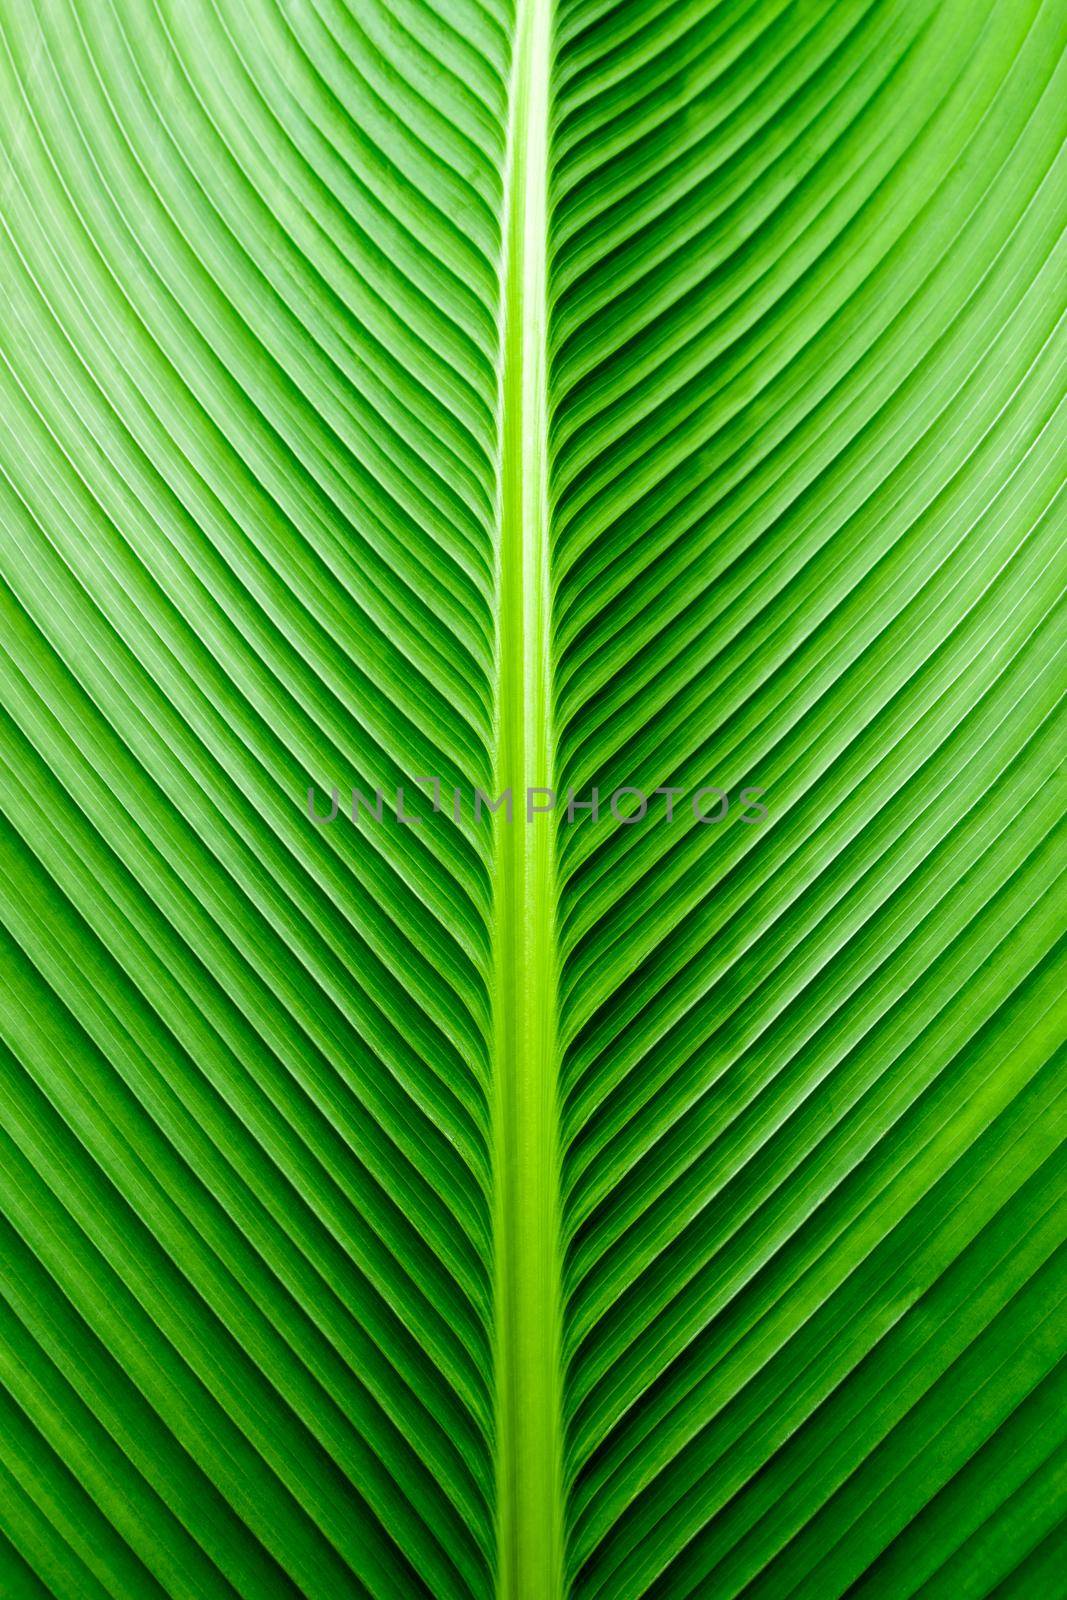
(493, 0, 563, 1593)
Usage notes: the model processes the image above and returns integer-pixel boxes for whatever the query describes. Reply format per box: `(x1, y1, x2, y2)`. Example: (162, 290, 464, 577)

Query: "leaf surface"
(0, 0, 1063, 1596)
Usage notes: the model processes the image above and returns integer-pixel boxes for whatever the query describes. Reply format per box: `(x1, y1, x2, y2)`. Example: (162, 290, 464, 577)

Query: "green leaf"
(0, 0, 1063, 1597)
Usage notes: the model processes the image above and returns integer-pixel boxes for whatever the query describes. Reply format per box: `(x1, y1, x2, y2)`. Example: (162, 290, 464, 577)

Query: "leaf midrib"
(492, 0, 564, 1594)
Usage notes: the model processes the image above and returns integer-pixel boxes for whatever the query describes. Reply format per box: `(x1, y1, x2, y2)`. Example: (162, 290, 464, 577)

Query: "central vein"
(493, 0, 563, 1593)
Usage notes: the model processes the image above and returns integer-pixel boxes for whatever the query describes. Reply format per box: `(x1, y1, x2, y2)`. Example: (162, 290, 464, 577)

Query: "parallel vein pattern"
(1, 0, 1065, 1596)
(0, 0, 509, 1594)
(550, 0, 1067, 1594)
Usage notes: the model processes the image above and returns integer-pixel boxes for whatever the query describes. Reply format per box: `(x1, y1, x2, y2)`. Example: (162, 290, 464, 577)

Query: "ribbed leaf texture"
(0, 0, 1064, 1597)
